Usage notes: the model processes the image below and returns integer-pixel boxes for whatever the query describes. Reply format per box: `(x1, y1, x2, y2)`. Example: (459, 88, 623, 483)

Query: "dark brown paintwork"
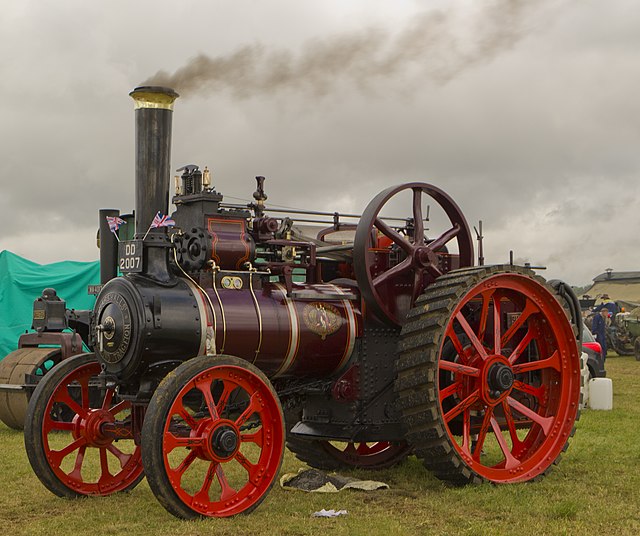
(204, 281, 361, 378)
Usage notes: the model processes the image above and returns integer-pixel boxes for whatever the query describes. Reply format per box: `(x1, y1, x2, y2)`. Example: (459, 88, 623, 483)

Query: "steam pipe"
(219, 203, 415, 222)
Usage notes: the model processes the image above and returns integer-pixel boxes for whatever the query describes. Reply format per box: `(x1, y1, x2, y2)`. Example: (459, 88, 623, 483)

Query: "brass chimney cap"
(130, 86, 179, 110)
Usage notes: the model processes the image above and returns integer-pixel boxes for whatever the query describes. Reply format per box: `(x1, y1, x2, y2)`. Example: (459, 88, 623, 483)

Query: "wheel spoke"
(512, 379, 545, 401)
(512, 351, 561, 374)
(215, 463, 238, 501)
(49, 437, 87, 467)
(501, 299, 539, 348)
(473, 408, 494, 460)
(196, 377, 220, 420)
(439, 380, 463, 402)
(235, 393, 260, 428)
(444, 390, 479, 423)
(446, 327, 468, 362)
(439, 360, 480, 377)
(107, 444, 133, 469)
(215, 380, 234, 416)
(56, 389, 88, 418)
(344, 442, 358, 455)
(234, 450, 257, 481)
(98, 447, 113, 484)
(101, 389, 114, 410)
(455, 312, 488, 359)
(68, 445, 87, 480)
(240, 428, 264, 447)
(461, 408, 471, 455)
(171, 449, 198, 480)
(490, 416, 520, 470)
(507, 328, 535, 365)
(80, 378, 90, 409)
(427, 224, 461, 253)
(177, 406, 198, 429)
(48, 420, 75, 431)
(412, 188, 424, 244)
(107, 399, 130, 417)
(411, 267, 425, 304)
(164, 432, 205, 453)
(506, 396, 553, 435)
(372, 257, 413, 289)
(477, 290, 494, 343)
(374, 218, 413, 254)
(501, 400, 521, 447)
(194, 462, 217, 503)
(493, 292, 502, 355)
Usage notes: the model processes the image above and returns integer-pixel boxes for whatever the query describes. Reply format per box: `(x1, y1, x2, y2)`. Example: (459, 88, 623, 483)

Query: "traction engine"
(24, 87, 581, 518)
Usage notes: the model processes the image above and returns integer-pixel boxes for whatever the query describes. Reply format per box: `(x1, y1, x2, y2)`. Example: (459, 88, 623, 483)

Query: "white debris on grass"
(313, 509, 348, 518)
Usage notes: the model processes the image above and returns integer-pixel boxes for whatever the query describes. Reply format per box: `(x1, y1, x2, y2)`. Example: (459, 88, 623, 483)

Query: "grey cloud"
(0, 0, 638, 287)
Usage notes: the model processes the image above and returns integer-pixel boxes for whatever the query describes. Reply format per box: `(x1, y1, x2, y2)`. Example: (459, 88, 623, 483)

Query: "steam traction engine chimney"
(129, 86, 179, 281)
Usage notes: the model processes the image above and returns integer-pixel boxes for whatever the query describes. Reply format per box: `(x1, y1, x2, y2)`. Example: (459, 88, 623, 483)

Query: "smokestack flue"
(129, 86, 179, 283)
(129, 86, 179, 237)
(142, 3, 541, 99)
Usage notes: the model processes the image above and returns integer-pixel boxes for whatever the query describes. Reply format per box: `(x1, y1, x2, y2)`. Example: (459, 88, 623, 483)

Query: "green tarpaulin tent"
(0, 251, 99, 359)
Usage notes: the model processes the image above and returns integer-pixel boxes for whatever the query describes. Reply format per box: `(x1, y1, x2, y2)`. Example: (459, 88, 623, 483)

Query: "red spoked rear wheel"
(317, 441, 411, 468)
(395, 266, 581, 484)
(142, 355, 285, 518)
(286, 435, 410, 470)
(24, 353, 144, 497)
(285, 407, 411, 470)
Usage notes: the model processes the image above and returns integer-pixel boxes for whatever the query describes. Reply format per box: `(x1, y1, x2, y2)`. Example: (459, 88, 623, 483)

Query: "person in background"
(594, 295, 619, 316)
(591, 308, 608, 360)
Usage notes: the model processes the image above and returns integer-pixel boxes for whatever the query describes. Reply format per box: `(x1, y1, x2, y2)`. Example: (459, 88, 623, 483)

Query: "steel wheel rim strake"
(41, 362, 142, 494)
(438, 273, 580, 482)
(162, 365, 284, 516)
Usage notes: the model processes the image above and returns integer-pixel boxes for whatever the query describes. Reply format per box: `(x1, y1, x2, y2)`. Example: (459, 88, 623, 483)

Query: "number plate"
(118, 240, 143, 273)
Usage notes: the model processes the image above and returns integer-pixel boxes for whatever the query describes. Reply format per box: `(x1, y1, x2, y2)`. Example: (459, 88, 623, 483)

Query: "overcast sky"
(1, 0, 639, 286)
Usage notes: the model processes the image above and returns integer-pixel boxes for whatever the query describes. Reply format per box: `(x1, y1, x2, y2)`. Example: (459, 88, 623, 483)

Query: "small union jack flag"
(150, 212, 176, 229)
(106, 216, 126, 233)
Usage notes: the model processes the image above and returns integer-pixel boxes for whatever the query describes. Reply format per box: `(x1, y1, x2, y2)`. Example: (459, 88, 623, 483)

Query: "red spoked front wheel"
(141, 355, 285, 518)
(395, 266, 581, 484)
(24, 353, 144, 497)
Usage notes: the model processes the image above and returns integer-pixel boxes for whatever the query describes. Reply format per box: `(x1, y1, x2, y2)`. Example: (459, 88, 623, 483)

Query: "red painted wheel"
(395, 266, 581, 484)
(285, 408, 411, 469)
(316, 441, 411, 468)
(354, 182, 474, 326)
(141, 355, 285, 518)
(24, 353, 144, 497)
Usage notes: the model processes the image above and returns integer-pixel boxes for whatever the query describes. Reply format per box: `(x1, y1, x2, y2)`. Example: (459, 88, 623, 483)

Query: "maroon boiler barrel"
(187, 279, 360, 378)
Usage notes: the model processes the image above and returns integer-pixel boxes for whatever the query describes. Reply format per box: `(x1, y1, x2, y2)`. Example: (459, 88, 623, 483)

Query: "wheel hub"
(72, 408, 115, 447)
(488, 363, 514, 393)
(477, 355, 515, 404)
(414, 246, 439, 269)
(211, 425, 238, 458)
(193, 418, 241, 461)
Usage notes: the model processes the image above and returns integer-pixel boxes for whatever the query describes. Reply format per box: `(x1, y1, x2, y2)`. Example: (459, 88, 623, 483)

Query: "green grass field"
(1, 355, 639, 536)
